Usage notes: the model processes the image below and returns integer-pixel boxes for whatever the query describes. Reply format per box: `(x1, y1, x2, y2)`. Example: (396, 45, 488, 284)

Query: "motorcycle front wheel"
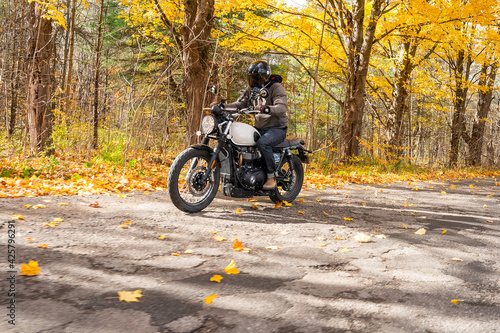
(270, 154, 304, 203)
(167, 148, 220, 213)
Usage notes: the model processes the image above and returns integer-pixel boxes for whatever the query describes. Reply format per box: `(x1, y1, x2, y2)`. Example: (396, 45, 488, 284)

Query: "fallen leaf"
(298, 210, 305, 215)
(415, 228, 426, 235)
(486, 220, 494, 223)
(210, 275, 223, 283)
(375, 234, 387, 239)
(317, 236, 327, 241)
(44, 222, 58, 227)
(282, 201, 292, 206)
(251, 204, 259, 210)
(298, 198, 304, 203)
(451, 257, 463, 261)
(343, 217, 353, 221)
(23, 204, 32, 208)
(266, 246, 280, 250)
(247, 198, 257, 202)
(204, 294, 218, 304)
(158, 235, 166, 240)
(441, 191, 446, 195)
(19, 261, 40, 276)
(32, 204, 46, 209)
(53, 218, 64, 222)
(58, 202, 70, 206)
(118, 290, 143, 302)
(232, 239, 250, 252)
(209, 231, 218, 234)
(442, 230, 448, 234)
(273, 201, 283, 208)
(214, 235, 226, 242)
(236, 208, 242, 214)
(323, 211, 329, 216)
(280, 229, 289, 235)
(340, 248, 349, 253)
(354, 233, 371, 243)
(334, 236, 343, 240)
(118, 222, 131, 229)
(11, 215, 24, 220)
(184, 249, 195, 254)
(403, 224, 408, 229)
(37, 244, 50, 248)
(316, 199, 322, 202)
(171, 253, 180, 256)
(89, 202, 99, 208)
(362, 203, 366, 206)
(316, 243, 326, 247)
(450, 299, 464, 305)
(26, 238, 37, 241)
(224, 260, 240, 274)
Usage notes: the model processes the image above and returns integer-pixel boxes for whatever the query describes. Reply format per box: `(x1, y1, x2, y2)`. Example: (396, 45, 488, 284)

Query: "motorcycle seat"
(274, 139, 303, 149)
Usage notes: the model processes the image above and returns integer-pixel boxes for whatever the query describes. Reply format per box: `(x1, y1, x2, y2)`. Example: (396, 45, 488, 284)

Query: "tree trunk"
(180, 0, 215, 145)
(448, 49, 471, 167)
(466, 62, 497, 166)
(26, 1, 54, 154)
(63, 0, 76, 115)
(339, 0, 383, 160)
(386, 40, 417, 161)
(92, 0, 106, 149)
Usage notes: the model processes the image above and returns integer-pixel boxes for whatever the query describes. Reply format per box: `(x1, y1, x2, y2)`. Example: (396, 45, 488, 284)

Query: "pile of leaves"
(1, 155, 499, 198)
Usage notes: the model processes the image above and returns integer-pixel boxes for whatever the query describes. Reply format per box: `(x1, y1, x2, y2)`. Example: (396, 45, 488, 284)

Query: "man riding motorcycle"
(218, 60, 288, 190)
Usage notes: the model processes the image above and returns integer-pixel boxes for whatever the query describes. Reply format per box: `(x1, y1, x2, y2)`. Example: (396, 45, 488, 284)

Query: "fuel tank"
(229, 122, 260, 146)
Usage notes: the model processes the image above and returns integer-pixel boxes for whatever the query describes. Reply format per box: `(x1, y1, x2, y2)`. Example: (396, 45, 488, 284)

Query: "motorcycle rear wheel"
(167, 148, 220, 213)
(270, 154, 304, 203)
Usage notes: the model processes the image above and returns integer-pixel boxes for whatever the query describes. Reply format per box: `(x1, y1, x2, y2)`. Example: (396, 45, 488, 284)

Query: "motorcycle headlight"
(201, 114, 217, 134)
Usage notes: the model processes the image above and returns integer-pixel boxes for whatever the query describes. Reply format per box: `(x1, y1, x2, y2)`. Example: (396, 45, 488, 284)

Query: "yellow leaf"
(441, 191, 446, 195)
(404, 202, 409, 207)
(273, 201, 283, 208)
(11, 215, 24, 220)
(335, 236, 343, 240)
(343, 217, 353, 221)
(214, 235, 226, 242)
(362, 203, 366, 206)
(469, 184, 474, 188)
(486, 220, 494, 223)
(403, 224, 407, 229)
(209, 231, 218, 234)
(323, 211, 329, 216)
(415, 228, 426, 235)
(236, 208, 242, 214)
(158, 235, 166, 239)
(26, 238, 37, 241)
(266, 245, 280, 250)
(210, 275, 223, 283)
(442, 230, 448, 234)
(118, 290, 143, 302)
(450, 299, 464, 305)
(45, 222, 58, 227)
(19, 261, 40, 276)
(23, 204, 32, 208)
(251, 204, 259, 210)
(298, 210, 305, 215)
(184, 249, 195, 254)
(284, 201, 292, 206)
(316, 199, 322, 202)
(32, 204, 46, 209)
(57, 202, 70, 206)
(37, 244, 50, 248)
(204, 294, 218, 304)
(53, 218, 63, 222)
(451, 257, 463, 261)
(171, 253, 180, 256)
(247, 198, 257, 202)
(354, 233, 371, 243)
(340, 248, 349, 253)
(316, 243, 326, 247)
(118, 222, 130, 229)
(298, 198, 304, 203)
(224, 260, 240, 274)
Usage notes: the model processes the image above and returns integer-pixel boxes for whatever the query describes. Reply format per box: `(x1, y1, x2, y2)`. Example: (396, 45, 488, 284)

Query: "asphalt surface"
(1, 177, 499, 333)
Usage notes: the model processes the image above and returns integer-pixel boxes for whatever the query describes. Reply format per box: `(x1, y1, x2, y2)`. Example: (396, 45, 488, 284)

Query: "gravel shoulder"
(1, 177, 499, 333)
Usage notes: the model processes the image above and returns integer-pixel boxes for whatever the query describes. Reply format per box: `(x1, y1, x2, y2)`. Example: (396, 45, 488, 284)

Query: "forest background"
(1, 0, 500, 197)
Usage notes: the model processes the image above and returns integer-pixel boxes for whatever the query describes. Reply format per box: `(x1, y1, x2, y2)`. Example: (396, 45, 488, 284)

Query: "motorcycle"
(167, 86, 311, 213)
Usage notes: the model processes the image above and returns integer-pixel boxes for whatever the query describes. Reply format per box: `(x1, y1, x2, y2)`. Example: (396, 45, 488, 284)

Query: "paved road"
(1, 177, 499, 332)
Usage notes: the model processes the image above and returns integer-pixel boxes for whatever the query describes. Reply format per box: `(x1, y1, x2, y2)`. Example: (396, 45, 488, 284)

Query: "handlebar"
(205, 106, 260, 115)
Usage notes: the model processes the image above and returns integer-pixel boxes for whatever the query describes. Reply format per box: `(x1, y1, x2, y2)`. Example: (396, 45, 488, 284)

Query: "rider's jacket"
(225, 75, 288, 131)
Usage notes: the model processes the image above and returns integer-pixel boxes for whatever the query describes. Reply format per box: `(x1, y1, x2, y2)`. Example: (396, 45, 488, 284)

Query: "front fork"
(200, 136, 224, 183)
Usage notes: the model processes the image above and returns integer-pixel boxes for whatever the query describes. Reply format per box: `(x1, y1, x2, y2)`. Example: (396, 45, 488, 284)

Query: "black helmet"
(247, 60, 271, 88)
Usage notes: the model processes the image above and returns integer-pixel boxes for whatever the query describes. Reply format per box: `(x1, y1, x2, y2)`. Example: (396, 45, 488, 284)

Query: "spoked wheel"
(167, 148, 220, 213)
(269, 154, 304, 203)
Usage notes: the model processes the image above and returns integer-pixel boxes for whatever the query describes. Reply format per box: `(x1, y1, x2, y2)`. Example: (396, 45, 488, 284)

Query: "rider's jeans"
(257, 127, 287, 177)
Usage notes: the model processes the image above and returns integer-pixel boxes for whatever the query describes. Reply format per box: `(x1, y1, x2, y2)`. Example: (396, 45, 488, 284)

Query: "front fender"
(190, 144, 214, 154)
